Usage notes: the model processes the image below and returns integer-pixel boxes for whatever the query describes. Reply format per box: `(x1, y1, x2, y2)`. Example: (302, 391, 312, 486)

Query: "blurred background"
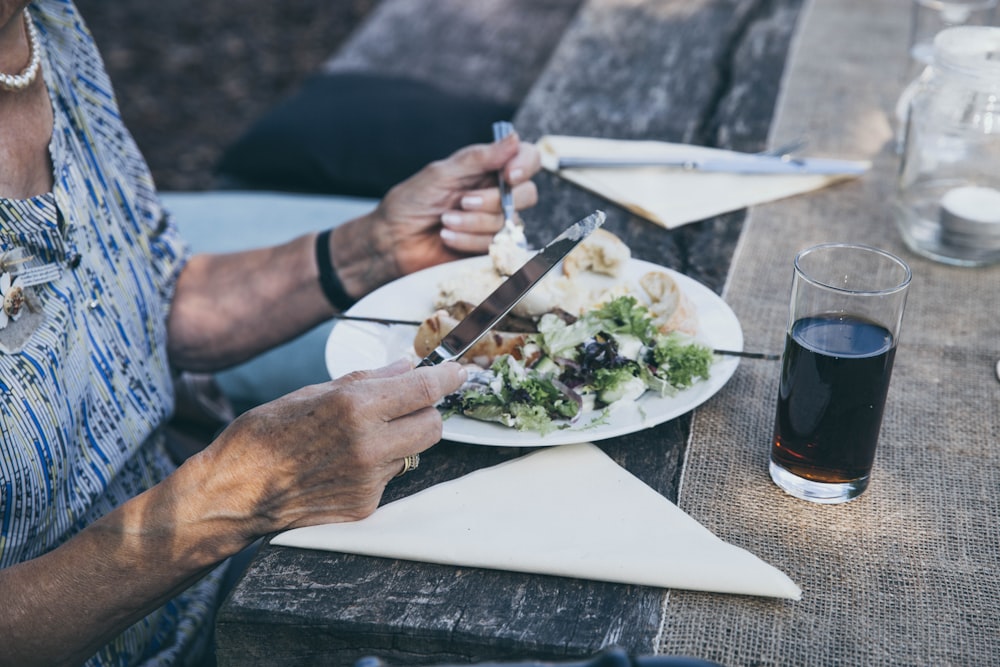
(75, 1, 379, 191)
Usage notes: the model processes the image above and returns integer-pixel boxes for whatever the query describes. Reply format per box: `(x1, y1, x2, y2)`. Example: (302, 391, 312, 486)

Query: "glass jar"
(893, 26, 1000, 266)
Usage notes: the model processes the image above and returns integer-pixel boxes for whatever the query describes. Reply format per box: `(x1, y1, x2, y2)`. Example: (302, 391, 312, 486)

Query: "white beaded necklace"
(0, 10, 40, 92)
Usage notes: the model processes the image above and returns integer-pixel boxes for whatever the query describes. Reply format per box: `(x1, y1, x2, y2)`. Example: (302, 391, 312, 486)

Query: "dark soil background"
(74, 1, 379, 191)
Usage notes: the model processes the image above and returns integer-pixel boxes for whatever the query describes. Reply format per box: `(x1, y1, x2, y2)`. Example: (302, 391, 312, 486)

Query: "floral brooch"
(0, 272, 25, 329)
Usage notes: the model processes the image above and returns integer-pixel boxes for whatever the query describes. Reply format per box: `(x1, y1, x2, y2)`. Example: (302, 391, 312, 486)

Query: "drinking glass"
(769, 243, 912, 504)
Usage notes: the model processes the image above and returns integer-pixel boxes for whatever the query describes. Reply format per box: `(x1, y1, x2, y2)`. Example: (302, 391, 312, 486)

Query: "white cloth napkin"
(272, 443, 802, 600)
(538, 135, 867, 229)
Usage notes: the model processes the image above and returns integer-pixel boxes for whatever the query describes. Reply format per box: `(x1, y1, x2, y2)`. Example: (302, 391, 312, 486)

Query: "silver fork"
(491, 121, 528, 250)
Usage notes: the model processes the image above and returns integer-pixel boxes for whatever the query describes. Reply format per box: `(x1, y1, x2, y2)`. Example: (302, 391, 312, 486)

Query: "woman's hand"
(197, 359, 467, 536)
(0, 359, 465, 667)
(330, 132, 541, 300)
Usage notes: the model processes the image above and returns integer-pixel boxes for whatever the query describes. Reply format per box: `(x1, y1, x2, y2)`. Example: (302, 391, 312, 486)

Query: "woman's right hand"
(191, 359, 467, 540)
(0, 358, 465, 667)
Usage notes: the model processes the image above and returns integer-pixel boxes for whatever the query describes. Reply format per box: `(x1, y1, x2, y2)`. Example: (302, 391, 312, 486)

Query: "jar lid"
(933, 26, 1000, 84)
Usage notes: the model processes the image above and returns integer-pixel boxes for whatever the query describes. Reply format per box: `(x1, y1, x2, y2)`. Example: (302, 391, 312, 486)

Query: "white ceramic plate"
(325, 257, 742, 446)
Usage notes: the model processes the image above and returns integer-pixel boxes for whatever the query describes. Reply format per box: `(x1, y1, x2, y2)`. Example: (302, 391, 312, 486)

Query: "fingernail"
(461, 195, 484, 210)
(441, 212, 463, 227)
(440, 228, 459, 243)
(451, 362, 468, 382)
(509, 168, 524, 182)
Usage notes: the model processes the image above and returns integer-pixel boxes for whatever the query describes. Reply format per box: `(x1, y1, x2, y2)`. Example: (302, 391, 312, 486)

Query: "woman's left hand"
(330, 132, 540, 298)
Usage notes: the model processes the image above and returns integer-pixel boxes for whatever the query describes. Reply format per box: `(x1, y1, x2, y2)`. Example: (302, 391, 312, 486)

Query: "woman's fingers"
(439, 179, 540, 253)
(444, 131, 521, 177)
(356, 362, 466, 423)
(359, 357, 415, 379)
(435, 135, 540, 199)
(234, 361, 466, 531)
(378, 406, 440, 473)
(454, 179, 539, 216)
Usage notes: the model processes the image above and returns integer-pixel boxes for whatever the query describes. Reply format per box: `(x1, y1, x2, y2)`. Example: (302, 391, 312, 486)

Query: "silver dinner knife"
(557, 153, 869, 176)
(418, 210, 606, 367)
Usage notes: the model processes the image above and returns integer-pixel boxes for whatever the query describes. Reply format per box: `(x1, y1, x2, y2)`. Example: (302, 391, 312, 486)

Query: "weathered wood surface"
(322, 0, 586, 108)
(517, 0, 804, 290)
(216, 1, 804, 665)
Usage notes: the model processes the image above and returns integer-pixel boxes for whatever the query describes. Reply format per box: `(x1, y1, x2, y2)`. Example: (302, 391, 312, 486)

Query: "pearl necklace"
(0, 10, 40, 92)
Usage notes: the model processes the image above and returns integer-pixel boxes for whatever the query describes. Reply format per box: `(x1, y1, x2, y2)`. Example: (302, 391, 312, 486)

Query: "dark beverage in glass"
(771, 314, 897, 489)
(769, 243, 910, 504)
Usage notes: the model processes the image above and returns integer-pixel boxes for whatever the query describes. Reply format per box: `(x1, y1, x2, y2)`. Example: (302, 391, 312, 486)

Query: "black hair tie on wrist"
(315, 229, 358, 311)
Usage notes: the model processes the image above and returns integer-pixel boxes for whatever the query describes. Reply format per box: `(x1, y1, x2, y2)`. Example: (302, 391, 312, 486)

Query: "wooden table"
(215, 1, 805, 664)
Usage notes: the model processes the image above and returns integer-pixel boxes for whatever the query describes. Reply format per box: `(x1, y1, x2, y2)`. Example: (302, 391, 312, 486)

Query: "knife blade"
(557, 153, 869, 176)
(418, 210, 606, 367)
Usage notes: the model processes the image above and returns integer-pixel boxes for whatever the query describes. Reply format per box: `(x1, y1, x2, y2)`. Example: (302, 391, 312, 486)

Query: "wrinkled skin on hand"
(203, 359, 467, 536)
(331, 132, 541, 298)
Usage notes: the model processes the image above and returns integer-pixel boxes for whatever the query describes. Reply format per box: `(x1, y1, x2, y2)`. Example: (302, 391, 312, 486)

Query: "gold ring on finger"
(395, 453, 420, 478)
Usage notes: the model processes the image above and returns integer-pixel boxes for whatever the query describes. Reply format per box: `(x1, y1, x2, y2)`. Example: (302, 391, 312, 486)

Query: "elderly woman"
(0, 1, 540, 665)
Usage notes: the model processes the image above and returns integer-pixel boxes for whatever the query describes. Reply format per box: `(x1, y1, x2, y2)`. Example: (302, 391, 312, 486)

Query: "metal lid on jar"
(939, 186, 1000, 249)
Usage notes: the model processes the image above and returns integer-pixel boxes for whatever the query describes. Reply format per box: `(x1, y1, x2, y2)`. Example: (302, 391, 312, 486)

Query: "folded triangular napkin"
(539, 135, 867, 229)
(272, 443, 802, 600)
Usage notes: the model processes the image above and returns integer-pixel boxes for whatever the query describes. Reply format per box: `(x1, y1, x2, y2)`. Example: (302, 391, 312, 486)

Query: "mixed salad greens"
(439, 295, 715, 433)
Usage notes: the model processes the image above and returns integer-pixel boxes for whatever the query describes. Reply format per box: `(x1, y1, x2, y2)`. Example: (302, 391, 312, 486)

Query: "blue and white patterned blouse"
(0, 2, 224, 664)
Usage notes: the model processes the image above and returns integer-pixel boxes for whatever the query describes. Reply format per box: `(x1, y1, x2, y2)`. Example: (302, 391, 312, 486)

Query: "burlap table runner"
(658, 0, 1000, 663)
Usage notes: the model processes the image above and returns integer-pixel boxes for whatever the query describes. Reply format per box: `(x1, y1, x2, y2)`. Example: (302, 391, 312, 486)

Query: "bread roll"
(638, 271, 699, 335)
(434, 266, 503, 310)
(563, 228, 631, 278)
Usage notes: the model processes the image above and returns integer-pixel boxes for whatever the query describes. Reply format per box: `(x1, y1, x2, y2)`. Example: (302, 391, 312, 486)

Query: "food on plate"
(488, 228, 533, 277)
(414, 308, 529, 369)
(432, 228, 696, 329)
(413, 301, 578, 368)
(562, 228, 631, 278)
(417, 229, 716, 433)
(422, 229, 699, 363)
(639, 271, 698, 336)
(437, 295, 714, 433)
(434, 227, 630, 320)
